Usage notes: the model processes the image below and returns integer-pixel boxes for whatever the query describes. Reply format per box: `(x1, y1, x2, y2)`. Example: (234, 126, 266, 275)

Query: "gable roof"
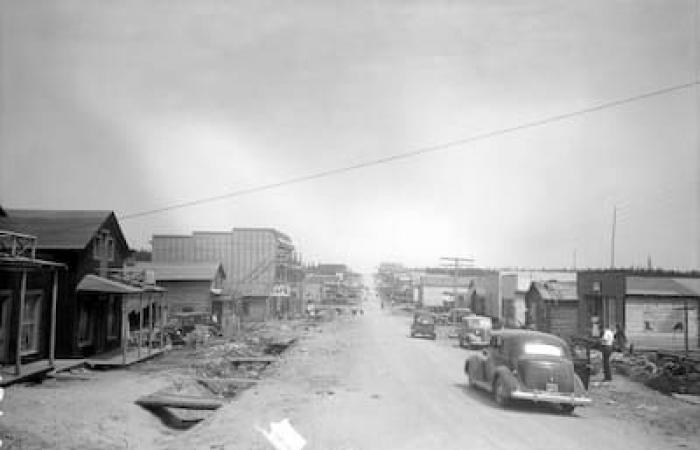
(626, 276, 700, 297)
(530, 281, 578, 301)
(0, 209, 116, 250)
(133, 262, 225, 281)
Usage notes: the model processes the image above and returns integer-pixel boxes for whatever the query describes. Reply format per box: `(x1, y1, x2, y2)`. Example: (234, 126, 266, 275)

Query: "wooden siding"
(625, 297, 699, 350)
(160, 280, 213, 315)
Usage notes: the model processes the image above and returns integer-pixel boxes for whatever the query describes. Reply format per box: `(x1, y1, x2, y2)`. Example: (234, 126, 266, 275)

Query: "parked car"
(458, 315, 492, 348)
(410, 312, 437, 340)
(448, 307, 473, 324)
(464, 329, 592, 413)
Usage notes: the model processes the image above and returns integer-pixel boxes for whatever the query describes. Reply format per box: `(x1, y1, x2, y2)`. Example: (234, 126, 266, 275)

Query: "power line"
(120, 80, 699, 221)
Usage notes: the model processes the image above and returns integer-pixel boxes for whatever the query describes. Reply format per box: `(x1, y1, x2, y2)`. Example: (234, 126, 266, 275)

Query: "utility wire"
(120, 80, 699, 221)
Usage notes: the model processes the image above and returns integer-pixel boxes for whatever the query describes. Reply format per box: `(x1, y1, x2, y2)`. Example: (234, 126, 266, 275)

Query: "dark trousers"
(602, 345, 612, 381)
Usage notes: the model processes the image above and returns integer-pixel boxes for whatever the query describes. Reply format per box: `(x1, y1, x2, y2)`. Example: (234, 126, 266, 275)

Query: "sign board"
(271, 284, 291, 297)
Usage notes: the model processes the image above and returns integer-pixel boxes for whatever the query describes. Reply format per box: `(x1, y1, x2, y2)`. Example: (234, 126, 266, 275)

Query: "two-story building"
(0, 209, 167, 362)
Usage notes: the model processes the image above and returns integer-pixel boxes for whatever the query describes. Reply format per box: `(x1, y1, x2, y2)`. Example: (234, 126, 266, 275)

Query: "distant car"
(410, 312, 437, 340)
(458, 315, 492, 349)
(464, 330, 591, 413)
(448, 308, 473, 324)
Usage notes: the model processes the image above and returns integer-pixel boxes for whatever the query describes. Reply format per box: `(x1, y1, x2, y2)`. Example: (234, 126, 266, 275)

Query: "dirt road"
(166, 301, 699, 450)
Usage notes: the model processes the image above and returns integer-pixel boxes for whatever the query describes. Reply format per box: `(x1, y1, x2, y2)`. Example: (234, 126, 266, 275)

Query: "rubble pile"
(613, 351, 700, 395)
(611, 352, 659, 383)
(644, 354, 700, 395)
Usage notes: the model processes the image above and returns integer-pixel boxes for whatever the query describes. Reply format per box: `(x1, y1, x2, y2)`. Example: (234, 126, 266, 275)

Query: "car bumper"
(510, 390, 592, 406)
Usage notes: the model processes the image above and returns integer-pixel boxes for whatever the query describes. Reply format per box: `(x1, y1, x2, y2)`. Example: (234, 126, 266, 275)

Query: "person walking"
(601, 326, 615, 381)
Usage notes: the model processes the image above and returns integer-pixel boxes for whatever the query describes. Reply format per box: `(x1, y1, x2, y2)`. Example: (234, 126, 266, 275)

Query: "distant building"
(578, 270, 700, 350)
(133, 262, 225, 314)
(525, 281, 579, 338)
(152, 228, 303, 321)
(501, 270, 577, 328)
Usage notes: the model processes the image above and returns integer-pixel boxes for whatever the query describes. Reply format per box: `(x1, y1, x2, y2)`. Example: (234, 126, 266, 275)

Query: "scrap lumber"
(227, 356, 278, 363)
(135, 393, 223, 410)
(196, 377, 259, 385)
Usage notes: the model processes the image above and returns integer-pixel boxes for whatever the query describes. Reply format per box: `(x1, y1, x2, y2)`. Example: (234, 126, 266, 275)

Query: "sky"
(1, 0, 698, 273)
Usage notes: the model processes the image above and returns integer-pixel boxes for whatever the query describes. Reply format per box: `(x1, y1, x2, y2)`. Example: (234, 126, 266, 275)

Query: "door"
(21, 290, 43, 355)
(0, 290, 11, 361)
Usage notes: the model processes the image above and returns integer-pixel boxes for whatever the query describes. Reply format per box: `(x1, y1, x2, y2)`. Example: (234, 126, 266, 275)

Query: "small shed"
(525, 281, 579, 338)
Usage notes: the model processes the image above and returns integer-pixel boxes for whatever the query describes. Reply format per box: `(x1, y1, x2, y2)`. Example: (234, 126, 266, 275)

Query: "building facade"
(152, 228, 303, 321)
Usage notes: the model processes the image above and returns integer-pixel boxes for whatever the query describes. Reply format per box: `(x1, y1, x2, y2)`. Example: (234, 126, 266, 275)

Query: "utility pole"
(440, 256, 474, 308)
(573, 249, 577, 270)
(610, 206, 617, 269)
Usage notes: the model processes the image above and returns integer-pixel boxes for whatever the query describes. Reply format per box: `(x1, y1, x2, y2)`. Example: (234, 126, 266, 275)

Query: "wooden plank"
(227, 356, 278, 363)
(196, 377, 259, 385)
(136, 393, 222, 410)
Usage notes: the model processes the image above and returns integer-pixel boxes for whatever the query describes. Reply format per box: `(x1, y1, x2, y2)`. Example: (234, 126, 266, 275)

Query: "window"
(92, 229, 115, 262)
(106, 237, 115, 260)
(523, 343, 563, 357)
(21, 291, 42, 355)
(592, 281, 601, 293)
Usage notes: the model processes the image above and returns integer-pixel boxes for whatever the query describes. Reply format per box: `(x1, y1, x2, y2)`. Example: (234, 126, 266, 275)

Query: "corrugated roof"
(626, 276, 699, 297)
(531, 281, 578, 301)
(0, 209, 112, 250)
(133, 262, 224, 281)
(674, 278, 700, 296)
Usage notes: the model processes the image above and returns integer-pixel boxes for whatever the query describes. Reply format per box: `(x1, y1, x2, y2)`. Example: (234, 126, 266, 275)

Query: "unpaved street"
(166, 301, 700, 450)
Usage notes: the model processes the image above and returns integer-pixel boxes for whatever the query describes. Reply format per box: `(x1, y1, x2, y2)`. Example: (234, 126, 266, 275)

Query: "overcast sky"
(1, 0, 698, 272)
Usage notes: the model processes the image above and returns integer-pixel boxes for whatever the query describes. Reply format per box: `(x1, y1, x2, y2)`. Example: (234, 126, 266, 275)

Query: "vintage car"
(464, 330, 591, 413)
(410, 312, 437, 340)
(448, 307, 473, 324)
(457, 315, 492, 348)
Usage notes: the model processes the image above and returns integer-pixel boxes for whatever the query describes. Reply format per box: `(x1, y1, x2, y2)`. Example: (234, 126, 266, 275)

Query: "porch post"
(49, 269, 58, 366)
(122, 294, 128, 365)
(16, 270, 27, 376)
(161, 292, 167, 349)
(148, 293, 153, 356)
(138, 293, 143, 359)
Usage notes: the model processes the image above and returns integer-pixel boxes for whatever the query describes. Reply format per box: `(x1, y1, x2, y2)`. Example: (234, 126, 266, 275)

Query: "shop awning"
(77, 274, 143, 294)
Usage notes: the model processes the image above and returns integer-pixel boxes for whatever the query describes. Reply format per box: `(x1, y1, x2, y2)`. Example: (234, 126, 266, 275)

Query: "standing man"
(601, 326, 615, 381)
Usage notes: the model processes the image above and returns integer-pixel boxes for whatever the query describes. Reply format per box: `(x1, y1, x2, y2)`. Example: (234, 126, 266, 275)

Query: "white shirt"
(602, 328, 614, 346)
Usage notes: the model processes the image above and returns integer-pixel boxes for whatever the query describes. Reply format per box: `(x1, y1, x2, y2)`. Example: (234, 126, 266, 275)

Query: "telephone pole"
(610, 206, 617, 268)
(440, 256, 474, 307)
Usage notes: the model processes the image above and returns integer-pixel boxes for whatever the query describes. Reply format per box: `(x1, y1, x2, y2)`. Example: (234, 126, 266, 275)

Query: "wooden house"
(525, 281, 579, 338)
(0, 229, 65, 382)
(0, 209, 167, 363)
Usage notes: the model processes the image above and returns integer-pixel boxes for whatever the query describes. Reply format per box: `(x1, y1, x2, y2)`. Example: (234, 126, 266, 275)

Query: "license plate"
(546, 383, 558, 393)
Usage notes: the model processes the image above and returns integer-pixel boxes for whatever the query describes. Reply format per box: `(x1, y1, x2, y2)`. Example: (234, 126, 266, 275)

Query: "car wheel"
(493, 377, 510, 407)
(558, 404, 575, 414)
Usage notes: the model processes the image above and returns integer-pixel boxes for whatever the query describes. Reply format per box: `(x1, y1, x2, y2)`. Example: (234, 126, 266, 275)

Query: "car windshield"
(416, 315, 434, 324)
(523, 343, 564, 357)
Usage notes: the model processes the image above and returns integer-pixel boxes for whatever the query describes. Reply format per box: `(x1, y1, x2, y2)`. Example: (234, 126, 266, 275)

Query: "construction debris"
(612, 351, 700, 396)
(136, 393, 223, 410)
